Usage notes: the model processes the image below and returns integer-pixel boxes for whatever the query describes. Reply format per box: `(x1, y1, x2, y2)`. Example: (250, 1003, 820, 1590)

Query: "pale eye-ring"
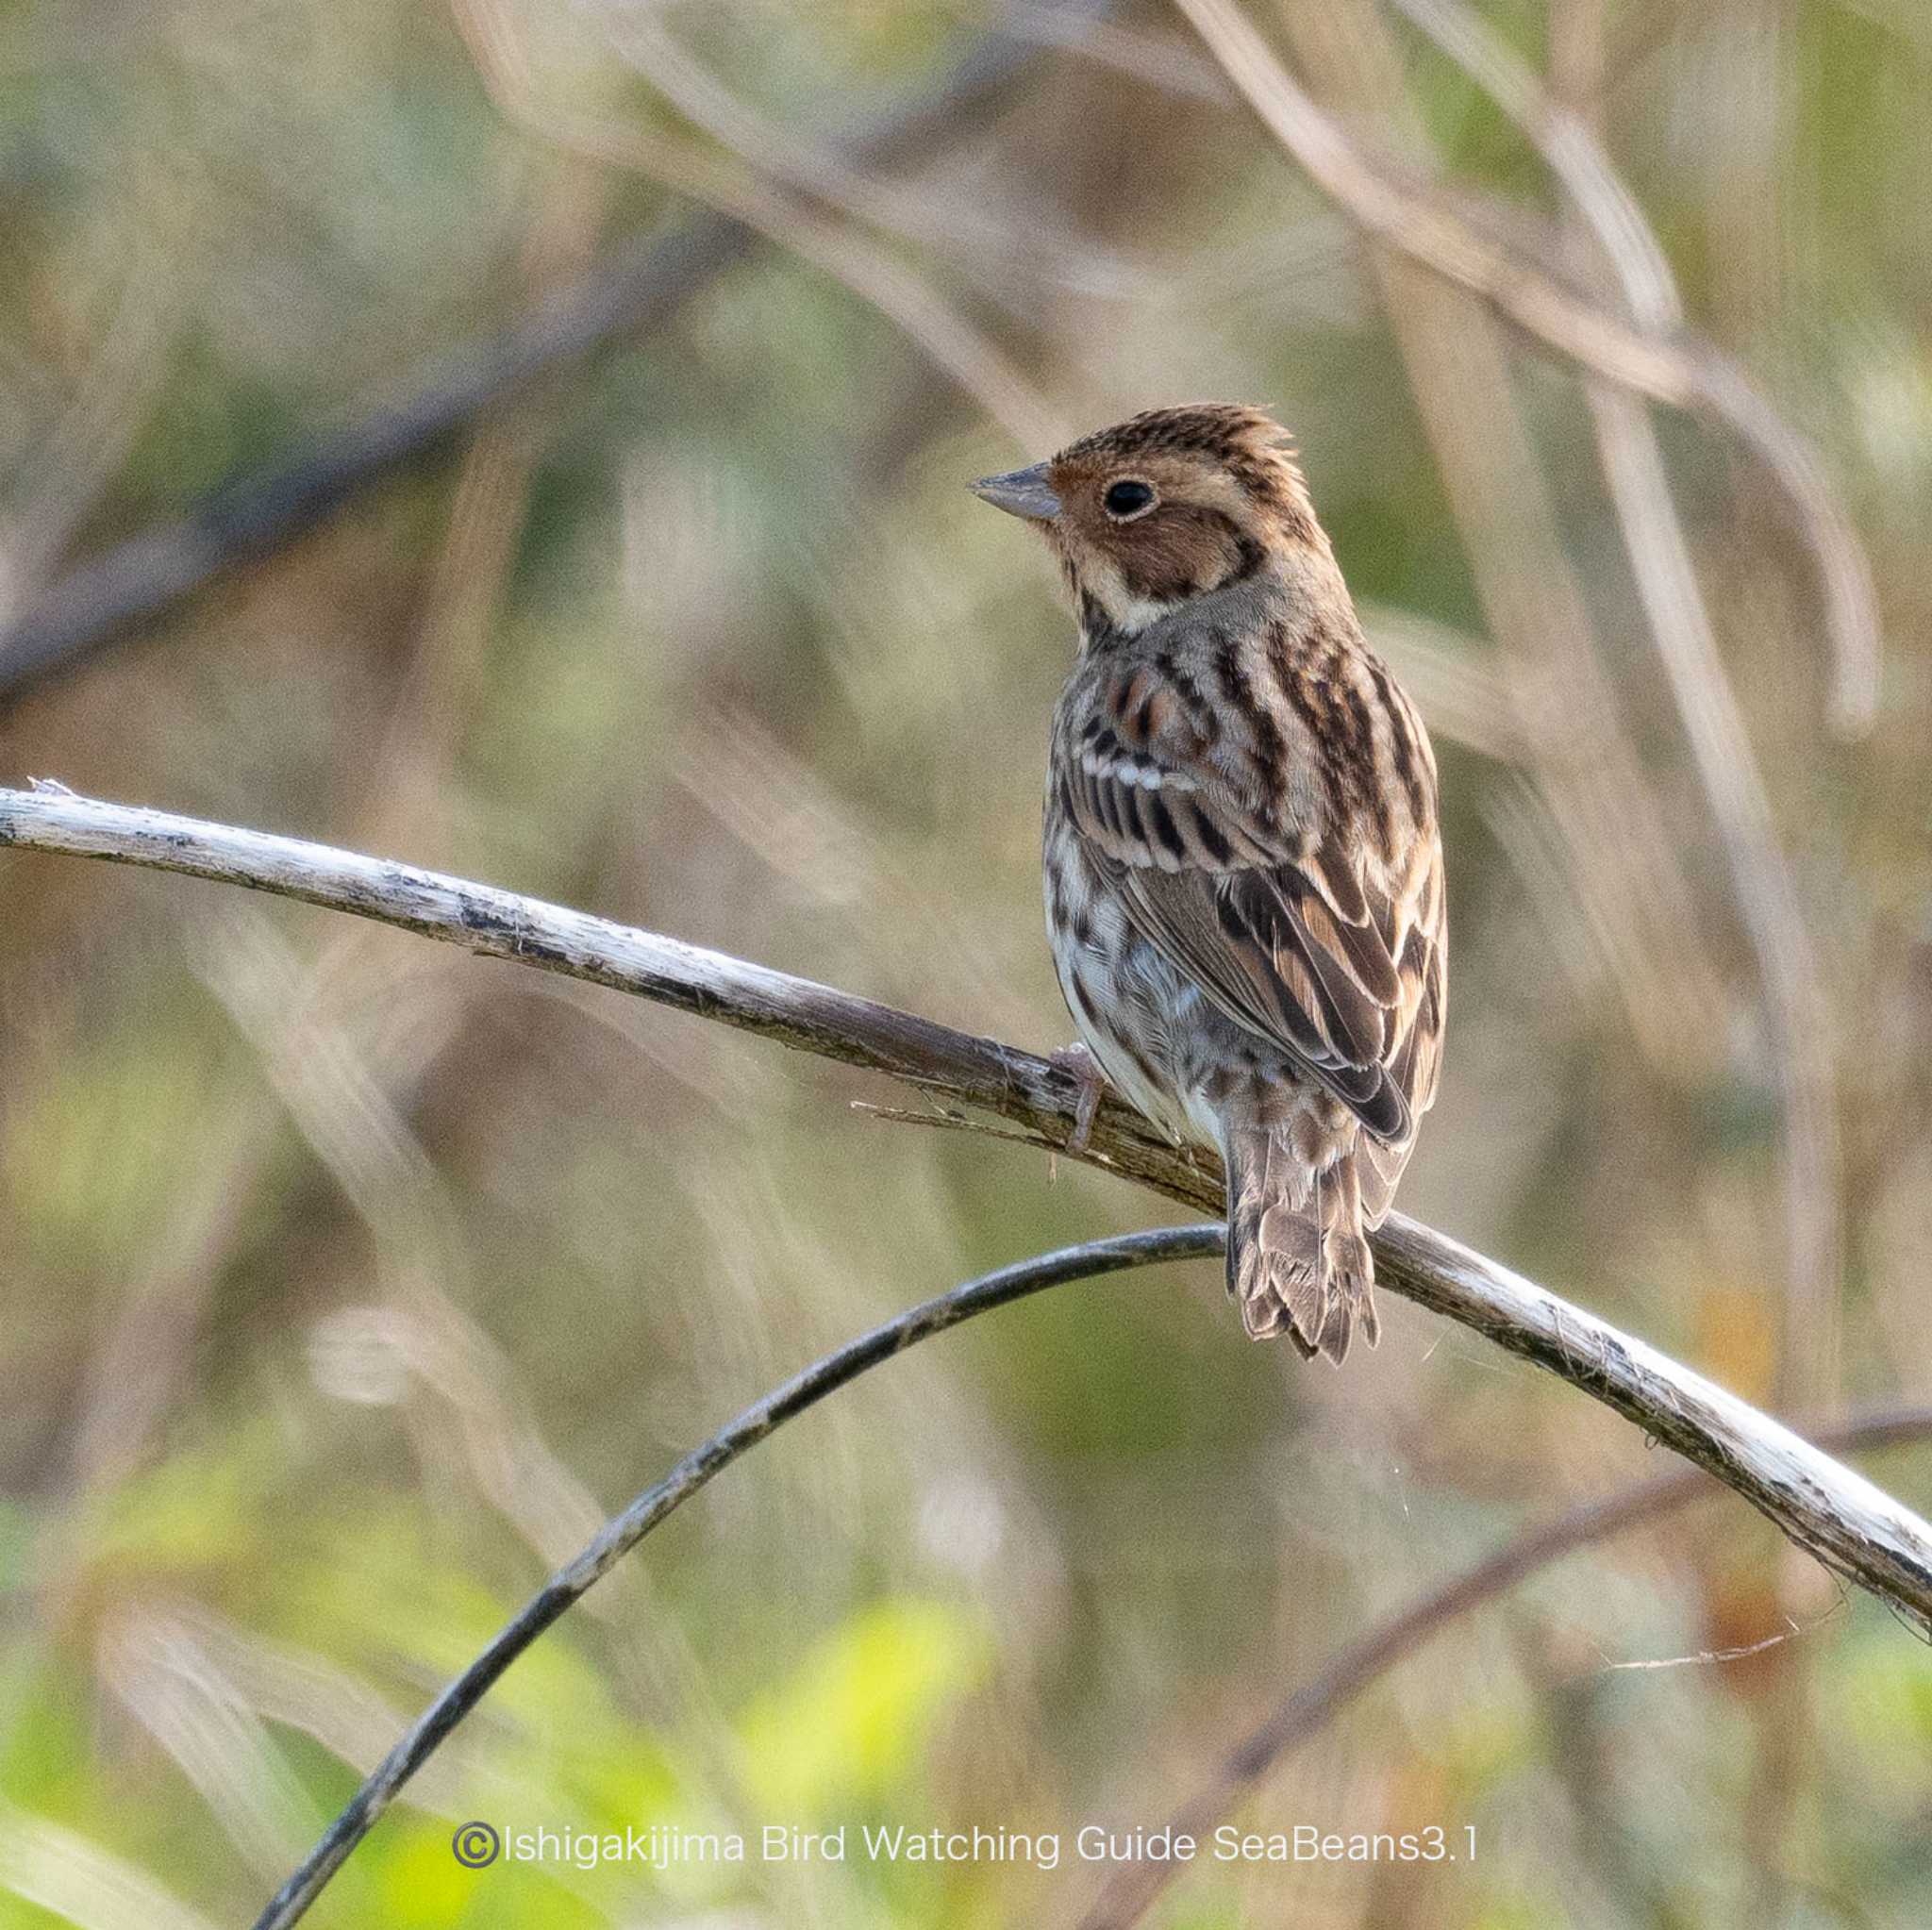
(1103, 478, 1158, 520)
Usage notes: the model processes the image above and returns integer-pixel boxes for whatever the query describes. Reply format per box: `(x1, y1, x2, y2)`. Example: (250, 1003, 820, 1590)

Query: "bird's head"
(972, 403, 1327, 637)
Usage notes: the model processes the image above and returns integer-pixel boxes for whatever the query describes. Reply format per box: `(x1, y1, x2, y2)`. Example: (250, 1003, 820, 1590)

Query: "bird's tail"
(1222, 1123, 1377, 1365)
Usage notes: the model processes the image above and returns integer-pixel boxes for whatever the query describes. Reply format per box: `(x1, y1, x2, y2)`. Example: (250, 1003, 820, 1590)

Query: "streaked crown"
(974, 403, 1329, 637)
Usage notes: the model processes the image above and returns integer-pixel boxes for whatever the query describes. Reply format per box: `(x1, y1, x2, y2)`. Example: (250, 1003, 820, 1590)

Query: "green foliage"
(739, 1596, 992, 1817)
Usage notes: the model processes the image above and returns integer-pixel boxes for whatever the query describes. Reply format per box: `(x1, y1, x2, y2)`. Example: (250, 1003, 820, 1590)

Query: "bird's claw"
(1049, 1042, 1108, 1155)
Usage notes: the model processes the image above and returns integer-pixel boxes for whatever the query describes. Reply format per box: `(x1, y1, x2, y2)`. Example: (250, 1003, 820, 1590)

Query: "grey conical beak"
(971, 461, 1060, 522)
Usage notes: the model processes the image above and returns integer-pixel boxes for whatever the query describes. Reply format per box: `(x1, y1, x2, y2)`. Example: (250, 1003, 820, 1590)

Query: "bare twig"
(450, 0, 1067, 450)
(593, 2, 1140, 296)
(246, 1225, 1222, 1927)
(1386, 0, 1844, 1418)
(1591, 397, 1842, 1402)
(1077, 1403, 1932, 1928)
(0, 0, 1102, 698)
(1170, 0, 1879, 733)
(1278, 0, 1733, 1071)
(5, 783, 1932, 1638)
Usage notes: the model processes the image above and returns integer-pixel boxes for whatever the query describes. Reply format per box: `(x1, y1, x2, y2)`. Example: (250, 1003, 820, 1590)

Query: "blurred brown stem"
(1171, 0, 1878, 733)
(1077, 1401, 1932, 1929)
(1390, 0, 1843, 1460)
(0, 0, 1104, 700)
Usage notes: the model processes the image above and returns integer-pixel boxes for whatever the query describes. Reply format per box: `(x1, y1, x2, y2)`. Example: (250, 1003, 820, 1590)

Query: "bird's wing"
(1059, 708, 1443, 1156)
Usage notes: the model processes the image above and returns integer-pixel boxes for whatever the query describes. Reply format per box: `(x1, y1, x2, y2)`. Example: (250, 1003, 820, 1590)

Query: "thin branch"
(593, 2, 1140, 296)
(5, 783, 1932, 1639)
(1386, 0, 1680, 332)
(449, 0, 1068, 450)
(1278, 0, 1733, 1072)
(244, 1225, 1221, 1927)
(1591, 395, 1843, 1403)
(0, 0, 1103, 700)
(1386, 0, 1846, 1421)
(1169, 0, 1879, 733)
(1076, 1402, 1932, 1928)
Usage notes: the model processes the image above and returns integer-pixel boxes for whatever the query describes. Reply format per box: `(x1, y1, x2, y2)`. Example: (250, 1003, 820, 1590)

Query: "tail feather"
(1223, 1123, 1379, 1365)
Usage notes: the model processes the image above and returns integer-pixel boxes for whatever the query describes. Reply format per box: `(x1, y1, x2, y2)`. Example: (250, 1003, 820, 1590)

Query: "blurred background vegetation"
(4, 0, 1932, 1923)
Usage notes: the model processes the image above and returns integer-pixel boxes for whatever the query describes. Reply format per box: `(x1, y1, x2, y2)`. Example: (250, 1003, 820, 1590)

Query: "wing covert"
(1059, 710, 1441, 1151)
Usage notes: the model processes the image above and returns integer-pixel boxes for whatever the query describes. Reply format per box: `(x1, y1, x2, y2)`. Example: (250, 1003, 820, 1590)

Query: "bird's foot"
(1048, 1041, 1108, 1155)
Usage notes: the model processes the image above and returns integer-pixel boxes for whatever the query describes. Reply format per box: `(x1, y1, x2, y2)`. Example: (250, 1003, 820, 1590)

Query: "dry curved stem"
(1077, 1402, 1932, 1928)
(1002, 2, 1234, 101)
(5, 780, 1932, 1639)
(1591, 394, 1843, 1403)
(244, 1224, 1222, 1926)
(1387, 0, 1680, 331)
(451, 0, 1067, 451)
(595, 3, 1142, 298)
(0, 0, 1093, 697)
(1386, 0, 1844, 1423)
(1170, 0, 1879, 734)
(1280, 0, 1730, 1073)
(1357, 605, 1524, 763)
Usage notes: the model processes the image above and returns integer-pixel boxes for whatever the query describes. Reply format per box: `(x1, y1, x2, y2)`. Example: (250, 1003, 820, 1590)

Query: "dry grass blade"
(450, 0, 1067, 450)
(0, 1804, 221, 1930)
(1388, 0, 1680, 331)
(0, 0, 1098, 694)
(1002, 2, 1233, 100)
(1169, 0, 1880, 732)
(1389, 0, 1843, 1411)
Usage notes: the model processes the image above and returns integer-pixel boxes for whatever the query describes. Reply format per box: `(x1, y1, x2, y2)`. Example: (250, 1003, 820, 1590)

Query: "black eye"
(1103, 478, 1157, 519)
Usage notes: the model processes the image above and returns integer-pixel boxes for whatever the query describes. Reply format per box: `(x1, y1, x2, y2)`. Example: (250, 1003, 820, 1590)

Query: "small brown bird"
(974, 404, 1445, 1362)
